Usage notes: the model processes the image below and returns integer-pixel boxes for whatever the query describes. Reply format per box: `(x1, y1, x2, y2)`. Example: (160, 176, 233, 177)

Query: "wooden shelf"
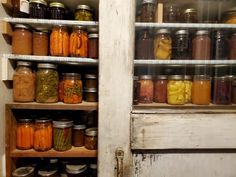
(10, 146, 97, 158)
(6, 101, 98, 110)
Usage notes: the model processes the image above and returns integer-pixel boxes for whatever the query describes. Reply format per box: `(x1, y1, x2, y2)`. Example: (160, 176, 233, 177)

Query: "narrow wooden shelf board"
(6, 101, 98, 110)
(10, 146, 97, 157)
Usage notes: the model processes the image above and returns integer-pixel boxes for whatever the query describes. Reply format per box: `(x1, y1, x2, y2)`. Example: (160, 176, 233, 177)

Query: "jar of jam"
(184, 75, 192, 104)
(89, 164, 97, 177)
(49, 2, 65, 20)
(36, 63, 59, 103)
(228, 33, 236, 60)
(140, 0, 156, 22)
(213, 30, 228, 60)
(163, 4, 180, 23)
(182, 8, 198, 23)
(38, 170, 58, 177)
(192, 75, 211, 105)
(173, 30, 190, 60)
(154, 75, 167, 103)
(88, 33, 99, 59)
(53, 120, 73, 151)
(85, 128, 98, 150)
(69, 26, 88, 57)
(84, 74, 98, 88)
(12, 0, 29, 18)
(167, 75, 185, 105)
(63, 73, 83, 104)
(222, 9, 236, 24)
(50, 25, 69, 57)
(29, 0, 47, 19)
(213, 76, 232, 105)
(12, 167, 35, 177)
(192, 30, 211, 60)
(66, 164, 87, 177)
(75, 5, 94, 21)
(138, 75, 154, 103)
(154, 29, 172, 60)
(84, 88, 98, 102)
(33, 29, 49, 56)
(133, 76, 140, 105)
(34, 118, 52, 151)
(72, 124, 86, 147)
(136, 30, 154, 59)
(12, 24, 32, 55)
(13, 61, 35, 102)
(232, 79, 236, 104)
(16, 119, 34, 150)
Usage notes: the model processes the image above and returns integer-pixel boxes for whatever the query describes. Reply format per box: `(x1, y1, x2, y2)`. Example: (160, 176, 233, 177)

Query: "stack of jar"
(12, 24, 99, 59)
(136, 73, 234, 105)
(84, 74, 98, 102)
(13, 61, 99, 104)
(16, 118, 98, 151)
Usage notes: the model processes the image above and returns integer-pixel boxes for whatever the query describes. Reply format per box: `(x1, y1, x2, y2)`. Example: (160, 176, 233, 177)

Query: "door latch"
(116, 149, 124, 177)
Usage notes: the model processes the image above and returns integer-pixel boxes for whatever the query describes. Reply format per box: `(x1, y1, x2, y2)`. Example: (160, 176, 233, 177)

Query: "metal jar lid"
(139, 75, 153, 80)
(66, 164, 87, 174)
(49, 2, 65, 9)
(156, 75, 167, 80)
(12, 167, 34, 177)
(85, 74, 97, 79)
(88, 27, 99, 33)
(175, 29, 189, 35)
(156, 29, 170, 34)
(35, 118, 52, 123)
(90, 164, 97, 169)
(34, 27, 49, 33)
(17, 61, 32, 67)
(53, 120, 73, 128)
(195, 30, 209, 35)
(214, 75, 232, 80)
(193, 75, 211, 80)
(76, 4, 93, 11)
(15, 24, 31, 30)
(73, 25, 86, 31)
(17, 119, 33, 123)
(168, 75, 184, 80)
(29, 0, 47, 6)
(85, 127, 98, 136)
(38, 170, 58, 176)
(85, 88, 98, 93)
(64, 73, 81, 79)
(88, 33, 99, 38)
(184, 8, 197, 14)
(73, 124, 86, 130)
(184, 75, 192, 80)
(142, 0, 156, 4)
(37, 63, 57, 69)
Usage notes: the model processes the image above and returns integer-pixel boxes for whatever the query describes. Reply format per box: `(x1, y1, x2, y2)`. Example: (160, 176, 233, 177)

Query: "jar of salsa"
(182, 8, 198, 23)
(140, 0, 156, 22)
(154, 75, 167, 103)
(88, 33, 99, 59)
(33, 29, 49, 56)
(192, 75, 211, 105)
(29, 0, 47, 19)
(228, 33, 236, 60)
(138, 75, 154, 103)
(69, 26, 88, 57)
(49, 2, 65, 20)
(75, 5, 94, 21)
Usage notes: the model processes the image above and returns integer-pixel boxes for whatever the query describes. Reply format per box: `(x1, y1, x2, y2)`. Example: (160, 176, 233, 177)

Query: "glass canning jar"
(138, 75, 154, 103)
(72, 124, 86, 147)
(29, 0, 47, 19)
(33, 29, 49, 56)
(182, 8, 198, 23)
(49, 2, 65, 20)
(66, 164, 87, 177)
(192, 75, 211, 105)
(69, 26, 88, 57)
(16, 119, 34, 150)
(140, 0, 156, 22)
(12, 167, 35, 177)
(63, 73, 83, 104)
(84, 88, 98, 102)
(184, 75, 192, 104)
(173, 30, 190, 60)
(13, 61, 35, 102)
(36, 63, 59, 103)
(154, 29, 172, 60)
(34, 118, 52, 151)
(12, 24, 32, 55)
(192, 30, 211, 60)
(88, 33, 99, 59)
(85, 128, 98, 150)
(75, 4, 94, 21)
(154, 75, 167, 103)
(213, 30, 228, 60)
(167, 75, 185, 105)
(12, 0, 29, 18)
(228, 33, 236, 60)
(50, 25, 69, 57)
(84, 74, 98, 88)
(163, 4, 180, 23)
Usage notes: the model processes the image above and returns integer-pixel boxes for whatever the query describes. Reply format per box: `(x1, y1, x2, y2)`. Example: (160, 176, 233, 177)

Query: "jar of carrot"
(34, 118, 52, 151)
(63, 73, 83, 104)
(16, 119, 34, 150)
(69, 26, 88, 57)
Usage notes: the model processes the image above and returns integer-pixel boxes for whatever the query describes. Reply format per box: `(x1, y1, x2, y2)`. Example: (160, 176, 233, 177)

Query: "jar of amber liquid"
(72, 124, 86, 147)
(138, 75, 154, 103)
(154, 75, 167, 103)
(69, 26, 88, 57)
(16, 119, 34, 150)
(88, 33, 98, 59)
(50, 25, 69, 57)
(167, 75, 185, 105)
(184, 75, 192, 104)
(33, 29, 49, 56)
(12, 24, 32, 55)
(192, 75, 211, 105)
(85, 128, 98, 150)
(63, 73, 82, 104)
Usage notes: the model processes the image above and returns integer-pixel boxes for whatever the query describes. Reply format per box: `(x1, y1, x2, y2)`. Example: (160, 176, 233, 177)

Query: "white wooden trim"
(1, 57, 13, 81)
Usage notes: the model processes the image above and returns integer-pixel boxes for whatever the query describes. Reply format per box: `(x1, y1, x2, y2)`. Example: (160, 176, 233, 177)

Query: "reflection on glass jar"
(138, 75, 154, 103)
(163, 4, 180, 23)
(182, 8, 198, 23)
(140, 0, 156, 22)
(154, 75, 167, 103)
(173, 30, 190, 60)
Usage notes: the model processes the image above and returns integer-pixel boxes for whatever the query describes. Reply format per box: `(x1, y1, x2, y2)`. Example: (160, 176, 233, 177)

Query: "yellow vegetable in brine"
(184, 80, 192, 103)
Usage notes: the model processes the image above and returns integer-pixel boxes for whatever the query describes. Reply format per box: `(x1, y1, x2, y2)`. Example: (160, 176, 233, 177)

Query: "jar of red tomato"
(154, 75, 167, 103)
(138, 75, 153, 103)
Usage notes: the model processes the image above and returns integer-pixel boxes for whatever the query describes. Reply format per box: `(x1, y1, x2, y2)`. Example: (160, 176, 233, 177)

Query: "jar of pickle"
(13, 61, 35, 102)
(29, 0, 47, 19)
(49, 2, 65, 20)
(50, 25, 69, 57)
(16, 119, 34, 150)
(184, 75, 192, 104)
(182, 8, 198, 23)
(72, 124, 86, 147)
(173, 30, 190, 60)
(33, 29, 49, 56)
(154, 75, 167, 103)
(53, 120, 73, 151)
(167, 75, 185, 105)
(34, 118, 52, 151)
(69, 26, 88, 57)
(12, 167, 35, 177)
(75, 5, 94, 21)
(66, 164, 87, 177)
(88, 33, 99, 59)
(163, 4, 180, 23)
(138, 75, 154, 103)
(154, 29, 172, 60)
(36, 63, 59, 103)
(192, 75, 211, 105)
(63, 73, 83, 104)
(222, 9, 236, 24)
(213, 76, 232, 105)
(12, 24, 32, 55)
(228, 33, 236, 60)
(140, 0, 156, 22)
(85, 128, 98, 150)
